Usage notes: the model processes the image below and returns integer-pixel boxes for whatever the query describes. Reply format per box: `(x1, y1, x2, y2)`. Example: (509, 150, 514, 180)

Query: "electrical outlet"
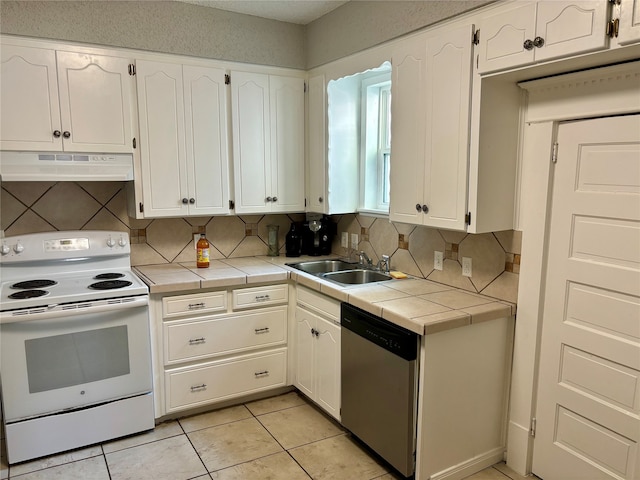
(341, 232, 349, 248)
(434, 251, 443, 271)
(462, 257, 472, 277)
(193, 234, 200, 249)
(350, 233, 359, 250)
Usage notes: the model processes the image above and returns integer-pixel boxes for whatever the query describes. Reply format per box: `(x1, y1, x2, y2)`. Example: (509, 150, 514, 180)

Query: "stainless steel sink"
(321, 269, 392, 285)
(286, 259, 357, 274)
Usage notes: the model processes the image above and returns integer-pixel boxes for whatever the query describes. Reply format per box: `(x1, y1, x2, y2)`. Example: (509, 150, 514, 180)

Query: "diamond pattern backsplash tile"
(0, 183, 520, 303)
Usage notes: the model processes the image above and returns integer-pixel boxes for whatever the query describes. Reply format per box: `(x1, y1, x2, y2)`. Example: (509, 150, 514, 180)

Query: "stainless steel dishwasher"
(341, 303, 419, 478)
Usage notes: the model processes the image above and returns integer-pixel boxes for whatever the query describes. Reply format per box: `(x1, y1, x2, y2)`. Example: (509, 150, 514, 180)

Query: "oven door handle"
(0, 296, 149, 323)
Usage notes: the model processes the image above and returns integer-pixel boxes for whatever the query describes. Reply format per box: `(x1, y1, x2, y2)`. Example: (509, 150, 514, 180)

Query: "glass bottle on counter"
(267, 224, 280, 256)
(196, 234, 210, 268)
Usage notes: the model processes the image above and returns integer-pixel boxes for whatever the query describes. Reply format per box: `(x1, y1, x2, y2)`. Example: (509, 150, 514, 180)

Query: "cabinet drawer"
(164, 306, 287, 365)
(296, 286, 340, 323)
(165, 348, 287, 412)
(163, 291, 227, 318)
(232, 284, 288, 310)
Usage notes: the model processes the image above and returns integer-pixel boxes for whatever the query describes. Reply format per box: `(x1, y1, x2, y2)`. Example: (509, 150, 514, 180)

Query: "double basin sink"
(286, 259, 393, 286)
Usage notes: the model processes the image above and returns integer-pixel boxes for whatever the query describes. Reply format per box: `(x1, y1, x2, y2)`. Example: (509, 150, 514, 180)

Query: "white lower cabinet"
(293, 287, 341, 420)
(159, 284, 288, 415)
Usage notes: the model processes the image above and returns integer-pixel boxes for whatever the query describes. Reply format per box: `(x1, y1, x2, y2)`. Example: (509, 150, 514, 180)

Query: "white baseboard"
(506, 420, 532, 476)
(428, 447, 506, 480)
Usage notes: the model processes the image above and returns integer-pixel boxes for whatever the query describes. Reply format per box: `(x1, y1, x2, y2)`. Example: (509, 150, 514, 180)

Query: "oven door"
(0, 297, 152, 422)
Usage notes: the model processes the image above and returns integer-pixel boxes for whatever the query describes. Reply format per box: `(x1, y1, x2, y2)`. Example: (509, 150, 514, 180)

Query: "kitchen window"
(360, 73, 391, 214)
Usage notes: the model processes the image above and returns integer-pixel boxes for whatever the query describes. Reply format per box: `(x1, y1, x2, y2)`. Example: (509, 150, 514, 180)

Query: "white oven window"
(25, 326, 131, 394)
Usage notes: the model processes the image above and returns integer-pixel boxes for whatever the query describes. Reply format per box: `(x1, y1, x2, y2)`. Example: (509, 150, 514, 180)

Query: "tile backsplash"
(1, 181, 520, 303)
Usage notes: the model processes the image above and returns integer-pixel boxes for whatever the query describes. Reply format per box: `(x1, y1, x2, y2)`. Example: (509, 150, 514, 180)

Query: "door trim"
(508, 60, 640, 476)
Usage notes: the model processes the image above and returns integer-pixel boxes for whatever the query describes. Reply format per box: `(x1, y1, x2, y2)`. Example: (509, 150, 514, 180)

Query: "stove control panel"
(44, 238, 90, 252)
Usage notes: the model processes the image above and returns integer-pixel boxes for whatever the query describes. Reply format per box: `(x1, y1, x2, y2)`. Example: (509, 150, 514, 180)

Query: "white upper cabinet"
(136, 60, 230, 217)
(478, 1, 610, 74)
(306, 74, 328, 214)
(618, 0, 640, 45)
(231, 71, 305, 214)
(1, 44, 135, 153)
(390, 25, 473, 230)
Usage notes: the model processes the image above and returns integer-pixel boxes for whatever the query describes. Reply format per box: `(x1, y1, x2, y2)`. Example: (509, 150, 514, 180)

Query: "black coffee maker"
(302, 215, 333, 256)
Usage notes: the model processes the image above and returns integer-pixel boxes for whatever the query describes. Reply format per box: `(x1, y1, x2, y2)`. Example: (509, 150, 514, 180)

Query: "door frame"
(508, 61, 640, 476)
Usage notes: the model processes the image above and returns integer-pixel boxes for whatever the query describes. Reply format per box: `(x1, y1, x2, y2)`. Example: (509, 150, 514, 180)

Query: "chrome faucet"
(358, 251, 373, 267)
(377, 254, 390, 273)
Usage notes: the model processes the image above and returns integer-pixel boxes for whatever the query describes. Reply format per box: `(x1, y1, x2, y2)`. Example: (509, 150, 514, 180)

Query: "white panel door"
(533, 115, 640, 480)
(534, 1, 609, 62)
(183, 65, 230, 215)
(136, 60, 188, 217)
(270, 75, 305, 213)
(389, 34, 427, 225)
(56, 51, 135, 153)
(619, 0, 640, 45)
(231, 71, 270, 214)
(0, 45, 62, 151)
(423, 24, 473, 231)
(306, 75, 327, 213)
(314, 316, 340, 420)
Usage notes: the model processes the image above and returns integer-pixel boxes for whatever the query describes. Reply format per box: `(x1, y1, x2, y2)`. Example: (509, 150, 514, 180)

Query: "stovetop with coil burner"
(0, 231, 148, 312)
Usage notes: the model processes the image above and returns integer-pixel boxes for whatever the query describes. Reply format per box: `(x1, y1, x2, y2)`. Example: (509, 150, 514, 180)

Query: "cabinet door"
(270, 75, 305, 213)
(314, 316, 341, 420)
(294, 306, 316, 399)
(306, 75, 327, 214)
(619, 0, 640, 45)
(478, 2, 536, 74)
(423, 25, 473, 231)
(533, 1, 609, 62)
(56, 51, 135, 153)
(136, 60, 188, 217)
(389, 35, 427, 225)
(183, 65, 231, 215)
(231, 71, 271, 214)
(0, 45, 62, 151)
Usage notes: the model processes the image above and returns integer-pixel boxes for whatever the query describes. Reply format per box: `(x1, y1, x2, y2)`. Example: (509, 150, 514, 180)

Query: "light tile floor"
(0, 392, 533, 480)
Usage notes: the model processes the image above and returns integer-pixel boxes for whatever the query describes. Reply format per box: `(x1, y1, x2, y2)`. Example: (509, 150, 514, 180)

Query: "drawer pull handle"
(254, 327, 270, 334)
(190, 384, 207, 392)
(188, 337, 205, 345)
(188, 302, 206, 310)
(254, 370, 269, 378)
(254, 294, 271, 302)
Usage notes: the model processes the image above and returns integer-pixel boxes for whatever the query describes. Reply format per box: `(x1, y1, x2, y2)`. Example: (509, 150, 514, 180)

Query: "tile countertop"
(134, 255, 516, 336)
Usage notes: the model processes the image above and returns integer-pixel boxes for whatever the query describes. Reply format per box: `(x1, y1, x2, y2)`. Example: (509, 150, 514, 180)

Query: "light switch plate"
(434, 251, 443, 271)
(350, 233, 359, 250)
(341, 232, 349, 248)
(462, 257, 472, 277)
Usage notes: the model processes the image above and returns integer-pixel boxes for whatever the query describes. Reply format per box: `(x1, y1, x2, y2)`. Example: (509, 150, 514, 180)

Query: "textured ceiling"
(174, 0, 349, 24)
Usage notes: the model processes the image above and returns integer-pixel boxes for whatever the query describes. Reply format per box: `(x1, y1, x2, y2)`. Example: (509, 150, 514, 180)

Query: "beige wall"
(0, 0, 306, 68)
(305, 0, 492, 68)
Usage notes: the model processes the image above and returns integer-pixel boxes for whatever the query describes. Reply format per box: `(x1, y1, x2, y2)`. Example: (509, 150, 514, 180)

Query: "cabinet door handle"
(254, 327, 270, 334)
(255, 294, 270, 302)
(189, 198, 195, 204)
(182, 198, 189, 204)
(53, 130, 61, 138)
(533, 36, 545, 48)
(272, 196, 277, 202)
(188, 337, 205, 345)
(266, 196, 273, 202)
(62, 131, 71, 139)
(523, 39, 534, 50)
(190, 384, 207, 391)
(422, 204, 429, 213)
(188, 302, 205, 310)
(318, 196, 323, 203)
(254, 370, 269, 377)
(415, 203, 422, 212)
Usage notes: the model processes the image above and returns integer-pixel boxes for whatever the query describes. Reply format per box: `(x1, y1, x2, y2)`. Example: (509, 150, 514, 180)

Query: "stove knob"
(1, 244, 10, 255)
(118, 236, 127, 247)
(106, 237, 116, 248)
(13, 242, 24, 254)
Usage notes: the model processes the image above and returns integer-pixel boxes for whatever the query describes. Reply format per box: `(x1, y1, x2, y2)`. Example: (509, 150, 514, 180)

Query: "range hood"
(0, 152, 134, 182)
